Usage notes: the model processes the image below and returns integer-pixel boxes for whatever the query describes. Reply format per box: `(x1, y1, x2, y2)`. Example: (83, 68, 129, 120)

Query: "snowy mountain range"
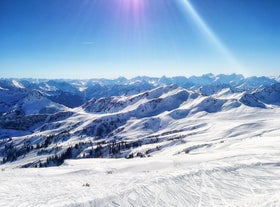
(0, 73, 280, 168)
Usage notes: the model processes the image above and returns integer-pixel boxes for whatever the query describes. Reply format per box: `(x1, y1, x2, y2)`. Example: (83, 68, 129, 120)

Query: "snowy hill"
(0, 74, 280, 206)
(0, 74, 279, 167)
(11, 90, 68, 115)
(0, 74, 277, 110)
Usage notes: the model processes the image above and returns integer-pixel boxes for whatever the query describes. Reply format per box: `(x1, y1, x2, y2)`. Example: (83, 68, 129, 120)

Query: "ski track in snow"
(1, 143, 280, 207)
(1, 108, 280, 206)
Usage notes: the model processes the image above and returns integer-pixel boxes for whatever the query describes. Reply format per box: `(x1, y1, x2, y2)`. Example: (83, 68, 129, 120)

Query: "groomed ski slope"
(1, 107, 280, 207)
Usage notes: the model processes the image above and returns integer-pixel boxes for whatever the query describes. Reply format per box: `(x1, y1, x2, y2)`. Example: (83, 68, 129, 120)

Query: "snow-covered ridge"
(1, 74, 280, 206)
(0, 74, 278, 116)
(0, 74, 280, 168)
(0, 74, 278, 108)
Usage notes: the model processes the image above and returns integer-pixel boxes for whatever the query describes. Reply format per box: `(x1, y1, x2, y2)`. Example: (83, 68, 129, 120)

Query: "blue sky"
(0, 0, 279, 78)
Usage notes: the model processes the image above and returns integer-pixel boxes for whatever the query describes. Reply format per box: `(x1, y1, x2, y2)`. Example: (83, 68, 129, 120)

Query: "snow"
(1, 141, 279, 206)
(11, 80, 25, 89)
(1, 75, 280, 206)
(1, 105, 280, 206)
(13, 90, 69, 115)
(0, 86, 8, 90)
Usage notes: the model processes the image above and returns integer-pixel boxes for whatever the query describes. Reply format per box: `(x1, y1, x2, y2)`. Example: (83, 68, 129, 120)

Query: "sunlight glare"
(180, 0, 244, 72)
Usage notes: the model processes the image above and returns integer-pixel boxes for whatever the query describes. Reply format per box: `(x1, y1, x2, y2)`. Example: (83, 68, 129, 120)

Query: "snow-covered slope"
(12, 90, 68, 115)
(0, 74, 280, 206)
(1, 101, 280, 206)
(0, 74, 278, 110)
(0, 78, 279, 166)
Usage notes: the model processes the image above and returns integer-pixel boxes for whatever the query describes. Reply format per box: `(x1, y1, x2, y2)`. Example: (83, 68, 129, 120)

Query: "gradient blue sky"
(0, 0, 279, 78)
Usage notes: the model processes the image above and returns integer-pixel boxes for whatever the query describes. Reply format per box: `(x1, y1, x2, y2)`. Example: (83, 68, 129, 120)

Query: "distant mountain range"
(0, 74, 280, 167)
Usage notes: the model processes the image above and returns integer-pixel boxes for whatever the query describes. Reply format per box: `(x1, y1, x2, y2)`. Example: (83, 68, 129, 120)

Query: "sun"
(119, 0, 145, 13)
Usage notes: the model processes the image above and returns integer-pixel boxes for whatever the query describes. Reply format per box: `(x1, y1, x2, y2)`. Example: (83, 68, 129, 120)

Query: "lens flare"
(180, 0, 244, 72)
(120, 0, 145, 13)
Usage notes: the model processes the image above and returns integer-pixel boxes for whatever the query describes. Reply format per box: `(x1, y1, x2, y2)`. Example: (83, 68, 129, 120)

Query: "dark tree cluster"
(1, 140, 34, 164)
(42, 147, 73, 167)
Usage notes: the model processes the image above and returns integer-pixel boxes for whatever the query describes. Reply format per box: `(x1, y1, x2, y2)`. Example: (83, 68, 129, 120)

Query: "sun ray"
(180, 0, 244, 73)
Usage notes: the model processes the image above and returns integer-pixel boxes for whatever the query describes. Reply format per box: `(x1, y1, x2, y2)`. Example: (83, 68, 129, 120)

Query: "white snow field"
(1, 106, 280, 207)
